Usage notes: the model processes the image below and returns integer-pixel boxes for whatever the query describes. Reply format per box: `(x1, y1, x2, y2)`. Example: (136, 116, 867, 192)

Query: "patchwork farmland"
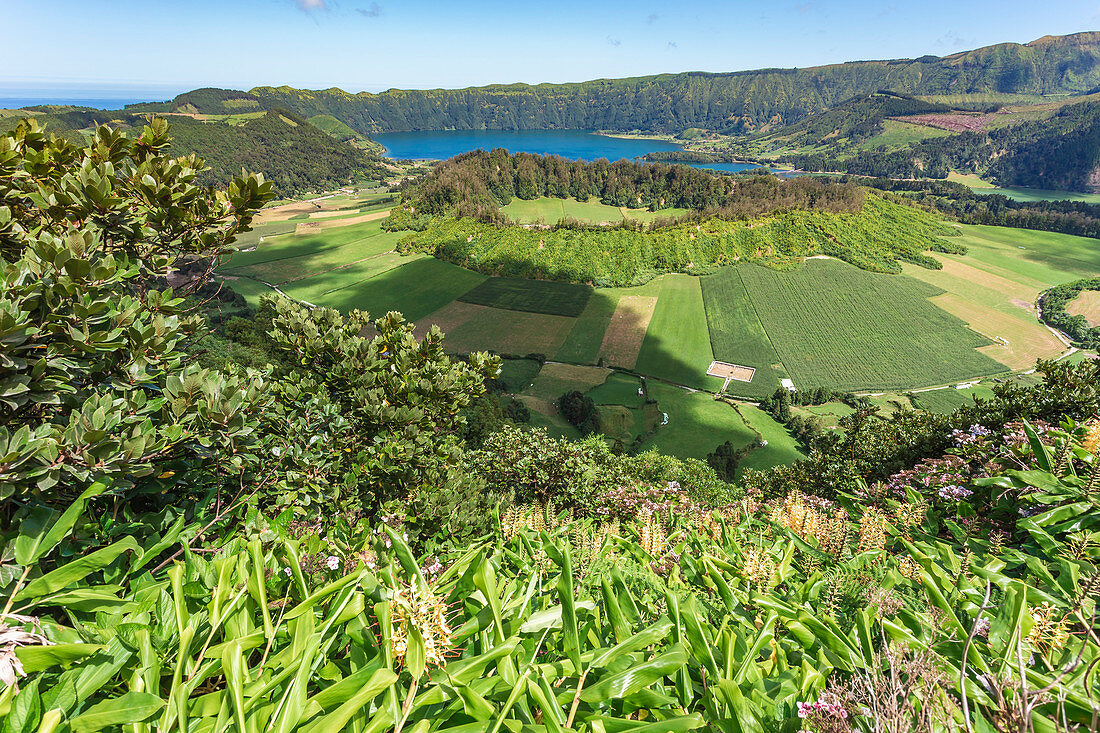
(223, 195, 1096, 475)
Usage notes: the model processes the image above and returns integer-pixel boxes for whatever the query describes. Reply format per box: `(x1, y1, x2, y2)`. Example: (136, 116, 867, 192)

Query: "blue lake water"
(374, 129, 680, 162)
(373, 128, 765, 174)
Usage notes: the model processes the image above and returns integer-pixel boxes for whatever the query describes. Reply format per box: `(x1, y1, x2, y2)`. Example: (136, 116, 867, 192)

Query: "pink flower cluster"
(885, 455, 978, 503)
(593, 481, 691, 520)
(797, 694, 848, 720)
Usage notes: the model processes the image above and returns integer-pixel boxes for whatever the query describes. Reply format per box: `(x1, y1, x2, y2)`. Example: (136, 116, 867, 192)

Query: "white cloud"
(295, 0, 329, 11)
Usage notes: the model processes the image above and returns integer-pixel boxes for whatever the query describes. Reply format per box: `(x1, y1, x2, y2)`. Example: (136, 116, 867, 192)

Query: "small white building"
(780, 379, 796, 392)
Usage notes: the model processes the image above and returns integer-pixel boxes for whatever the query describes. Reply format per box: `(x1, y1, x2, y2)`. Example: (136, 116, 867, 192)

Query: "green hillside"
(136, 33, 1100, 134)
(12, 108, 386, 195)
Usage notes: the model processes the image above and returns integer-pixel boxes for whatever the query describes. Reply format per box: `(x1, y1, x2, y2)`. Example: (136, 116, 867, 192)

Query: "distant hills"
(134, 33, 1100, 134)
(5, 108, 387, 195)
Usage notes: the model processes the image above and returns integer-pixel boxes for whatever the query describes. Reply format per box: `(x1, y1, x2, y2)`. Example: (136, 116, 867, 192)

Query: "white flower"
(325, 555, 340, 570)
(283, 567, 293, 577)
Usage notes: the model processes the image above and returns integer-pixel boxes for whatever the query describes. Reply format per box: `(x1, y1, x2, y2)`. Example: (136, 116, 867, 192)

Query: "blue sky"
(3, 0, 1099, 95)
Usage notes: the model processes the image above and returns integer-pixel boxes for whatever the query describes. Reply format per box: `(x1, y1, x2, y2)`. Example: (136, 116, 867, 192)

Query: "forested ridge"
(10, 107, 387, 194)
(132, 33, 1100, 134)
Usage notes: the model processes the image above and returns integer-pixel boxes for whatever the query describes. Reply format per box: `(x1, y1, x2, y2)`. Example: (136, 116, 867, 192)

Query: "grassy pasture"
(597, 296, 657, 369)
(901, 225, 1100, 369)
(856, 119, 951, 151)
(218, 276, 276, 309)
(279, 257, 485, 322)
(945, 173, 1100, 203)
(639, 382, 756, 460)
(950, 225, 1100, 283)
(497, 358, 543, 393)
(502, 197, 624, 225)
(700, 268, 785, 399)
(457, 277, 592, 317)
(515, 396, 581, 440)
(523, 363, 611, 403)
(910, 384, 998, 413)
(555, 293, 620, 364)
(587, 372, 646, 408)
(739, 259, 1007, 391)
(223, 220, 396, 271)
(416, 302, 576, 356)
(634, 275, 723, 391)
(791, 401, 856, 429)
(230, 233, 407, 285)
(735, 404, 805, 474)
(1068, 290, 1100, 327)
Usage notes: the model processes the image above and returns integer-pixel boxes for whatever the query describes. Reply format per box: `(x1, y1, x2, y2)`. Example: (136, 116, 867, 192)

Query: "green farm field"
(417, 302, 576, 356)
(634, 275, 723, 391)
(899, 225, 1100, 370)
(638, 382, 756, 460)
(735, 404, 806, 474)
(588, 372, 646, 409)
(738, 259, 1007, 391)
(946, 173, 1100, 203)
(700, 268, 785, 398)
(457, 277, 592, 317)
(280, 257, 486, 321)
(855, 119, 951, 151)
(223, 219, 398, 273)
(554, 292, 620, 364)
(497, 358, 543, 393)
(949, 225, 1100, 283)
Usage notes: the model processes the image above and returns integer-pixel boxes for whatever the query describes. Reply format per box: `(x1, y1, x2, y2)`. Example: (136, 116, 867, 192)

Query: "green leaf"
(303, 668, 396, 732)
(2, 678, 41, 733)
(14, 483, 107, 566)
(15, 644, 102, 674)
(580, 645, 688, 703)
(68, 692, 164, 733)
(517, 601, 596, 634)
(16, 537, 139, 602)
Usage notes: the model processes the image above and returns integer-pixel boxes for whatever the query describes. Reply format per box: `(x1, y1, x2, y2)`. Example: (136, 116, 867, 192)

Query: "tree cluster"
(397, 150, 866, 223)
(1039, 277, 1100, 349)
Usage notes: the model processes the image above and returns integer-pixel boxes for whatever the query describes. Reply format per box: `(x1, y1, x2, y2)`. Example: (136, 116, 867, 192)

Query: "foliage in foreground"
(4, 422, 1100, 731)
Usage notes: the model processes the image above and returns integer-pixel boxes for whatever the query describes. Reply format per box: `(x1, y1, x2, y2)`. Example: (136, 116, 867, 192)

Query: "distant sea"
(0, 84, 183, 110)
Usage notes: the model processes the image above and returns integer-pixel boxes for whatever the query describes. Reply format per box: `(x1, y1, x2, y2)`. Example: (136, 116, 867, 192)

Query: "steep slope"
(139, 33, 1100, 134)
(18, 108, 386, 194)
(988, 100, 1100, 190)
